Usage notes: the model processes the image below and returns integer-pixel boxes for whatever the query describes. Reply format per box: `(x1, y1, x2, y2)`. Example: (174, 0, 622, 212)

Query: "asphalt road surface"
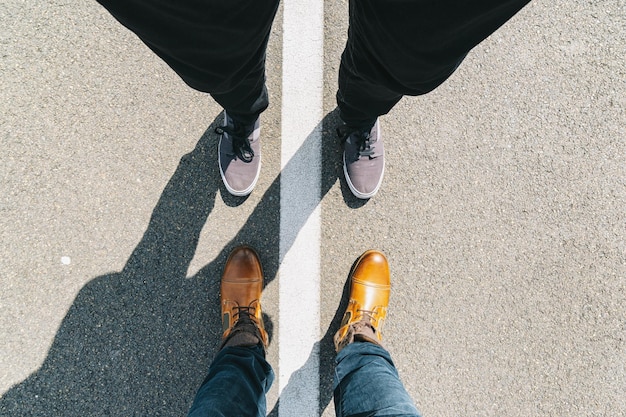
(1, 0, 624, 416)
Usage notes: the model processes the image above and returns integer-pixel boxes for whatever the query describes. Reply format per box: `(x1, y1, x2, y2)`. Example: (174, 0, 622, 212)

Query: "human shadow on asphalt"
(0, 109, 346, 416)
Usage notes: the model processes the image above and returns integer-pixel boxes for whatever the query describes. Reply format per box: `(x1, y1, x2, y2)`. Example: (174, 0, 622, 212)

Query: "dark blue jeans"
(187, 342, 420, 417)
(187, 345, 274, 417)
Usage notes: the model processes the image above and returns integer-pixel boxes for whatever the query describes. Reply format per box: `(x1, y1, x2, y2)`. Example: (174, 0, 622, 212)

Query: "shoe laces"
(356, 308, 376, 325)
(221, 304, 263, 349)
(216, 121, 255, 163)
(233, 305, 256, 325)
(337, 125, 377, 159)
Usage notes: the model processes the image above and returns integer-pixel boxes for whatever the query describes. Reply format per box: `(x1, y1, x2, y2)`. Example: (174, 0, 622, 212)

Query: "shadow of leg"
(0, 115, 227, 416)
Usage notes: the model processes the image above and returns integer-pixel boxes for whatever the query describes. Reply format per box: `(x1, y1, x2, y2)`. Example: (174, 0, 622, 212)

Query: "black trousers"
(97, 0, 530, 127)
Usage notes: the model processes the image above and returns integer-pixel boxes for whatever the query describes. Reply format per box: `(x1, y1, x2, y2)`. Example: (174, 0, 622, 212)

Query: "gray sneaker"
(338, 118, 384, 199)
(216, 112, 261, 196)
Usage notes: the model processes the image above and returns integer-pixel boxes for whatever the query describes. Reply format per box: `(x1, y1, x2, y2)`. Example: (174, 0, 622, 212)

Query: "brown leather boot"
(220, 245, 268, 350)
(334, 250, 390, 352)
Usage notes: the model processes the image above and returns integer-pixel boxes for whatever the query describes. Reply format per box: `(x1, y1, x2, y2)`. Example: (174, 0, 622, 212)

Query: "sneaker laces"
(337, 125, 377, 159)
(216, 122, 255, 163)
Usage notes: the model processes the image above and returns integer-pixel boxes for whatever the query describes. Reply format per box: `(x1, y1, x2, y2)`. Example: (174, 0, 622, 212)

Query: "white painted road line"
(278, 0, 324, 415)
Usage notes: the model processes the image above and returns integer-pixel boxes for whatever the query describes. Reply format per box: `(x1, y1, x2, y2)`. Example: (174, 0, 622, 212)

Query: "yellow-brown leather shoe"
(220, 245, 268, 349)
(334, 250, 390, 352)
